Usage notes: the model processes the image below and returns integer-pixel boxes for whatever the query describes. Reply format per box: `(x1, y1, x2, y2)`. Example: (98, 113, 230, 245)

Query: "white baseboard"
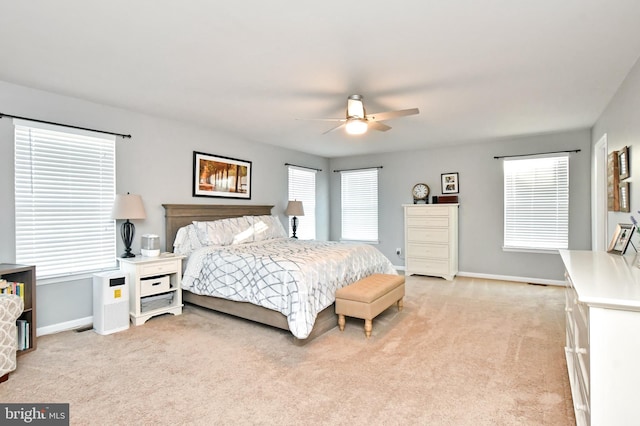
(37, 316, 93, 337)
(457, 271, 566, 287)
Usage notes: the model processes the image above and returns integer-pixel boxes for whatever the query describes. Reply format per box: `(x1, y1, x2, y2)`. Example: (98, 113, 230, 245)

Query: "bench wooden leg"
(364, 319, 373, 338)
(338, 314, 346, 331)
(398, 297, 404, 311)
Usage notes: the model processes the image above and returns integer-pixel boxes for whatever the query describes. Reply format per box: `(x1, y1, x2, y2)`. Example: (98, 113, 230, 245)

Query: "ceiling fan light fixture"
(347, 94, 365, 118)
(345, 119, 368, 135)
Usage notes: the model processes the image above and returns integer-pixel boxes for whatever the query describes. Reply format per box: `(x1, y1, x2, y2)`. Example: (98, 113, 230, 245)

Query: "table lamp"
(111, 193, 147, 257)
(285, 200, 304, 239)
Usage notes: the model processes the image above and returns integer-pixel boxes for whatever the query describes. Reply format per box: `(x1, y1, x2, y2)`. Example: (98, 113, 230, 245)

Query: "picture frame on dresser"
(607, 223, 635, 255)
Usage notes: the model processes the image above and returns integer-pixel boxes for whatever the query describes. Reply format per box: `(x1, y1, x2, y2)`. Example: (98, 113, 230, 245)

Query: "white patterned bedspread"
(181, 238, 397, 339)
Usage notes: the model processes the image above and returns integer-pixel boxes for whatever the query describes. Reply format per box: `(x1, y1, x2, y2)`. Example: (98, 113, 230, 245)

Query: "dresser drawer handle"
(576, 347, 587, 355)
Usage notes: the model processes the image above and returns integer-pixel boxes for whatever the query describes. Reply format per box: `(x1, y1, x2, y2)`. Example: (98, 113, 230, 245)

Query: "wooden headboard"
(162, 204, 274, 252)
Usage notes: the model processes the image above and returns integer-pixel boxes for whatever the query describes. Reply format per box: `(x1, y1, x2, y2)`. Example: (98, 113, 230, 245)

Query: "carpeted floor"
(1, 275, 575, 425)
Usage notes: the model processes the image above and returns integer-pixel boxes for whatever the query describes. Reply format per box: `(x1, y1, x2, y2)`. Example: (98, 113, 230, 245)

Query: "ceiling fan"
(312, 94, 419, 135)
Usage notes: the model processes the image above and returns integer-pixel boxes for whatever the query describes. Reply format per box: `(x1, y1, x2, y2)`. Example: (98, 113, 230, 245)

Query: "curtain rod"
(494, 149, 581, 159)
(333, 166, 383, 173)
(0, 112, 132, 139)
(284, 162, 322, 172)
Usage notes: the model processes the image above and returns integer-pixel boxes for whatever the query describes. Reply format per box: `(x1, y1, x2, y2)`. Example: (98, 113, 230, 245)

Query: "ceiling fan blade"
(297, 118, 345, 122)
(366, 108, 420, 122)
(322, 123, 346, 134)
(368, 121, 392, 132)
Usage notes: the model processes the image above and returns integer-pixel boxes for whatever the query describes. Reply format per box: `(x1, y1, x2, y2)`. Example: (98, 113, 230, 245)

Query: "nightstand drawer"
(140, 275, 171, 296)
(140, 260, 177, 276)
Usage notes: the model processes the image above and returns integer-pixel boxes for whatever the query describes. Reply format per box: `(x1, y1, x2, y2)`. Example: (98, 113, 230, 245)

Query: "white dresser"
(560, 250, 640, 426)
(403, 204, 458, 280)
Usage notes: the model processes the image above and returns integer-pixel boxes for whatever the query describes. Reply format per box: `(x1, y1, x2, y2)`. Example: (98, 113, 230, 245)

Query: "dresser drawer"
(407, 242, 449, 259)
(406, 216, 449, 228)
(406, 206, 450, 217)
(140, 260, 178, 277)
(407, 258, 449, 275)
(407, 228, 449, 243)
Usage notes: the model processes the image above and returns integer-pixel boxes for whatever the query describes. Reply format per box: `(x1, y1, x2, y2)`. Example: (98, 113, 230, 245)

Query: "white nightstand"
(117, 254, 185, 326)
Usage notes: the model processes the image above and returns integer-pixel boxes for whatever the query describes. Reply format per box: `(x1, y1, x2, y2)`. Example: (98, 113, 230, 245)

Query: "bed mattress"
(181, 238, 397, 338)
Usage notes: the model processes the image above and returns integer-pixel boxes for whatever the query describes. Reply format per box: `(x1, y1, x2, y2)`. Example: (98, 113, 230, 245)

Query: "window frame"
(14, 119, 117, 281)
(503, 154, 569, 253)
(340, 168, 379, 243)
(287, 166, 316, 240)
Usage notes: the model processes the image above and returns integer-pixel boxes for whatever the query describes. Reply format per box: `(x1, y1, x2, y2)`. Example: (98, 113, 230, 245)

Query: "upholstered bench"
(335, 274, 405, 338)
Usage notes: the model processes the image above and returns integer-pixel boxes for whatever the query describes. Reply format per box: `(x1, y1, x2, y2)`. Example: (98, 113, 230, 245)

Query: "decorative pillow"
(247, 215, 288, 241)
(173, 224, 204, 256)
(193, 216, 254, 246)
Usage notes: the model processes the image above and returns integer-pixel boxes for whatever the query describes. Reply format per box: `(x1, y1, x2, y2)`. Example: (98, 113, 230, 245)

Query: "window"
(287, 166, 316, 240)
(14, 119, 117, 279)
(341, 168, 378, 242)
(503, 155, 569, 251)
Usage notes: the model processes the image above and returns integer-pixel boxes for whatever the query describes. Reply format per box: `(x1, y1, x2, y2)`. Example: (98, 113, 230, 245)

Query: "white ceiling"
(1, 1, 640, 158)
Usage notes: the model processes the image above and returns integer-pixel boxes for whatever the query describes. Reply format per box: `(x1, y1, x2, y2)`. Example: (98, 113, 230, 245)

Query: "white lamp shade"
(111, 193, 147, 220)
(285, 200, 304, 217)
(345, 119, 368, 135)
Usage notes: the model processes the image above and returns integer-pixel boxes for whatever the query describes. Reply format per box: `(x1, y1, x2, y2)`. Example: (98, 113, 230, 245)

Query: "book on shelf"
(16, 319, 29, 351)
(0, 281, 25, 302)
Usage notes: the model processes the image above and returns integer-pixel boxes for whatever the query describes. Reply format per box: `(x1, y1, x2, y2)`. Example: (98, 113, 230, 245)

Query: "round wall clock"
(412, 183, 430, 204)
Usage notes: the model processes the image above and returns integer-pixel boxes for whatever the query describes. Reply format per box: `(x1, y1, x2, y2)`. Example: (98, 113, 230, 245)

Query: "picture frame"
(619, 146, 630, 180)
(193, 151, 252, 199)
(441, 172, 459, 194)
(619, 182, 630, 213)
(607, 223, 635, 255)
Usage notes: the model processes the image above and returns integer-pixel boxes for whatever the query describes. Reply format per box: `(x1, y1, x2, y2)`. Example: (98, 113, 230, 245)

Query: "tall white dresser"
(559, 250, 640, 426)
(403, 204, 458, 280)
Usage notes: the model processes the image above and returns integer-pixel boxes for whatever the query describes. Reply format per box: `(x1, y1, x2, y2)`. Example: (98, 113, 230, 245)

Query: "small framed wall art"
(441, 172, 459, 194)
(619, 182, 630, 213)
(607, 223, 635, 255)
(193, 151, 252, 199)
(619, 146, 630, 180)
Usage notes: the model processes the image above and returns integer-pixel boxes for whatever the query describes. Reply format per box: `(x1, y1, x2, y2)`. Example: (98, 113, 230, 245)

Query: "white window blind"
(504, 155, 569, 251)
(341, 168, 378, 242)
(287, 166, 316, 240)
(14, 119, 117, 279)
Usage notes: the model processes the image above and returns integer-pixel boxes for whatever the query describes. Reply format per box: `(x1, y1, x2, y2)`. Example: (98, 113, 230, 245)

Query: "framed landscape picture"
(193, 151, 252, 199)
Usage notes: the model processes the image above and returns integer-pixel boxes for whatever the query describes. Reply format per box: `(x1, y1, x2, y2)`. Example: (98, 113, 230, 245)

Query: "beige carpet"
(1, 276, 575, 425)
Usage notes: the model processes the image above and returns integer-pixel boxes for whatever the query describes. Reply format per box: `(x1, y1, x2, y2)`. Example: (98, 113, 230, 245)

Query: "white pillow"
(173, 224, 204, 256)
(193, 216, 253, 246)
(247, 215, 288, 241)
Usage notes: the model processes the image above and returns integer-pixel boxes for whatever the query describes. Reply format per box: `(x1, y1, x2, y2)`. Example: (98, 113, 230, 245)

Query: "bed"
(163, 204, 397, 344)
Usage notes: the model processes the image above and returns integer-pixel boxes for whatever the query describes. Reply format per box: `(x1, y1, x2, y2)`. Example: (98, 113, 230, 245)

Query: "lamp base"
(120, 220, 136, 258)
(291, 216, 299, 239)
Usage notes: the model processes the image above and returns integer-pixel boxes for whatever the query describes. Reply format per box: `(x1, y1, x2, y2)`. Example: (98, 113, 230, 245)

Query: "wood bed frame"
(162, 204, 338, 345)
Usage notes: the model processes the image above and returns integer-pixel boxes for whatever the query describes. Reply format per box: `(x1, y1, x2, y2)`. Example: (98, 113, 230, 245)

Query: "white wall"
(0, 80, 329, 330)
(592, 56, 640, 243)
(329, 129, 592, 282)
